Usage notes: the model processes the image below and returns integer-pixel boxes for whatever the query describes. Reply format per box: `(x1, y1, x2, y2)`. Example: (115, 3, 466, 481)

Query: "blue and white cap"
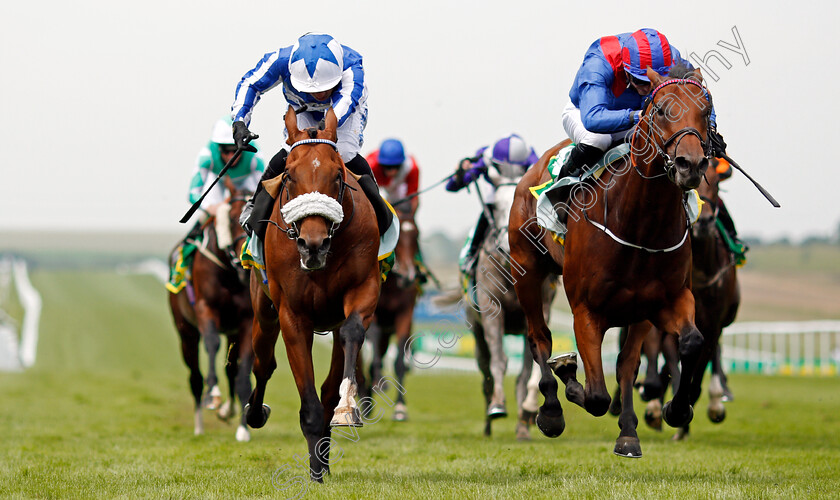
(288, 33, 344, 93)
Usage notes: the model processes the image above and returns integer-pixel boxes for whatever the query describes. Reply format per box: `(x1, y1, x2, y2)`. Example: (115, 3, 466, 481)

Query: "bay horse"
(366, 205, 420, 422)
(245, 107, 381, 482)
(622, 158, 740, 438)
(509, 67, 713, 457)
(168, 178, 254, 441)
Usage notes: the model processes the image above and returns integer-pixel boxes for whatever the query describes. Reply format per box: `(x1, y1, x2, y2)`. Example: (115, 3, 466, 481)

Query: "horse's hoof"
(640, 380, 662, 402)
(662, 401, 694, 428)
(608, 397, 622, 417)
(392, 403, 409, 422)
(217, 400, 234, 421)
(547, 352, 577, 381)
(644, 400, 662, 431)
(487, 403, 508, 420)
(722, 388, 734, 402)
(515, 422, 532, 442)
(235, 425, 251, 442)
(536, 408, 565, 438)
(520, 409, 537, 426)
(708, 404, 726, 423)
(564, 380, 586, 408)
(331, 407, 363, 427)
(673, 428, 688, 441)
(244, 403, 271, 429)
(204, 385, 222, 410)
(613, 436, 642, 458)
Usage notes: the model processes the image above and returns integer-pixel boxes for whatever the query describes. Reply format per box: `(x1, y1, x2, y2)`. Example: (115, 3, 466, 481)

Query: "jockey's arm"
(578, 82, 639, 134)
(231, 49, 289, 125)
(330, 47, 366, 127)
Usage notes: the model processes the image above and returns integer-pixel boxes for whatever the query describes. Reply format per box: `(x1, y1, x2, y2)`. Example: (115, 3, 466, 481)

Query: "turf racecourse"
(1, 271, 839, 499)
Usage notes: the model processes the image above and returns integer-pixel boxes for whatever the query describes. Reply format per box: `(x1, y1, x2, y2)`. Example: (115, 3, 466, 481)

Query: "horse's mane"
(668, 62, 699, 81)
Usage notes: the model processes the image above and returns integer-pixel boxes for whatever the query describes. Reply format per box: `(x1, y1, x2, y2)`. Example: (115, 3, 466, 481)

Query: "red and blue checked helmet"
(621, 29, 674, 82)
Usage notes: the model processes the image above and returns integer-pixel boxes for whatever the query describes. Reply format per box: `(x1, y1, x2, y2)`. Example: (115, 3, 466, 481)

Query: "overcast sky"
(2, 0, 837, 242)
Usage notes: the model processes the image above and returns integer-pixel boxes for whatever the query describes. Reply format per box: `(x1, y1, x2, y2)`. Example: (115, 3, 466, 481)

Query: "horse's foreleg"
(473, 321, 494, 436)
(655, 290, 703, 428)
(712, 343, 733, 402)
(515, 341, 538, 441)
(195, 302, 222, 410)
(218, 334, 238, 422)
(613, 322, 648, 458)
(639, 325, 664, 401)
(572, 307, 610, 417)
(245, 284, 279, 431)
(515, 273, 565, 438)
(234, 316, 254, 442)
(477, 287, 508, 420)
(392, 310, 412, 422)
(330, 312, 365, 428)
(174, 312, 204, 435)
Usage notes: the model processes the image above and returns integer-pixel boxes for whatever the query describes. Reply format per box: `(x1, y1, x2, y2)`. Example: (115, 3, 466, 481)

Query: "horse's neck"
(604, 158, 686, 241)
(692, 228, 729, 277)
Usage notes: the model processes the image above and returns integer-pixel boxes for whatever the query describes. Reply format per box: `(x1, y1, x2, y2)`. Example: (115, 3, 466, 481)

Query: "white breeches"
(561, 101, 633, 151)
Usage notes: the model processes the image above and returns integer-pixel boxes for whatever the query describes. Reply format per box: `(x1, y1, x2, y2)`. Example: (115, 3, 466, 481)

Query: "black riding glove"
(710, 128, 727, 157)
(232, 121, 259, 153)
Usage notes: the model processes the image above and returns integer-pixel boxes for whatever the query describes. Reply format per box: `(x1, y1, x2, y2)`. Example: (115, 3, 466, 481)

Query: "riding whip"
(719, 153, 781, 208)
(179, 144, 251, 223)
(391, 172, 457, 208)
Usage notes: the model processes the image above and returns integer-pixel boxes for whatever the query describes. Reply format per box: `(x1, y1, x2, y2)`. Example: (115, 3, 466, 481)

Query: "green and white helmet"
(210, 116, 235, 145)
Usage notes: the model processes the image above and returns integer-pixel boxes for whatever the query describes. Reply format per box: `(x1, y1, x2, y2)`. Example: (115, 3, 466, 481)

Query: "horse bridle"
(636, 78, 714, 181)
(268, 138, 356, 241)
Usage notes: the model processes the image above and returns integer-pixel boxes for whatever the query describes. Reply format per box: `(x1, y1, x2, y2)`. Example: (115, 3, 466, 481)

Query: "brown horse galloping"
(510, 67, 713, 457)
(169, 179, 254, 441)
(245, 107, 381, 482)
(366, 206, 420, 422)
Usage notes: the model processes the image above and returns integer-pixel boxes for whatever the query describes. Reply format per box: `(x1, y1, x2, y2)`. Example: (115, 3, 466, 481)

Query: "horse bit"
(637, 78, 714, 181)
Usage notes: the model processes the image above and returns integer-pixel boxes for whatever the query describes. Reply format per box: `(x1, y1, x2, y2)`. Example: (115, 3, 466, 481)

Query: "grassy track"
(1, 270, 839, 499)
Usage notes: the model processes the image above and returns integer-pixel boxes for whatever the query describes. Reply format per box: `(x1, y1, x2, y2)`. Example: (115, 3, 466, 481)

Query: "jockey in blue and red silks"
(559, 28, 740, 242)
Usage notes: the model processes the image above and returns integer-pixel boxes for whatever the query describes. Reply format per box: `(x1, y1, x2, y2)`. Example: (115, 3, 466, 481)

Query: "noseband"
(270, 138, 355, 240)
(635, 78, 714, 180)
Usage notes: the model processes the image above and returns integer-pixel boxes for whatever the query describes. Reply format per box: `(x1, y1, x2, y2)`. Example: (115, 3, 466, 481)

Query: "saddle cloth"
(528, 143, 701, 243)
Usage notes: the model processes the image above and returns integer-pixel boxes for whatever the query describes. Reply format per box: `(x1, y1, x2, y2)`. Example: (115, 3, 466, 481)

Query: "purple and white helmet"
(288, 33, 344, 93)
(485, 134, 536, 168)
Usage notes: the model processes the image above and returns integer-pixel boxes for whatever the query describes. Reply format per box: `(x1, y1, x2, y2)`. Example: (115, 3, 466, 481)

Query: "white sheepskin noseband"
(280, 191, 344, 225)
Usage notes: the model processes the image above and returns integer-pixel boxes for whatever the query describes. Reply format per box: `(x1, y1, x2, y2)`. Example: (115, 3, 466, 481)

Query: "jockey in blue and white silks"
(231, 33, 368, 163)
(232, 32, 396, 268)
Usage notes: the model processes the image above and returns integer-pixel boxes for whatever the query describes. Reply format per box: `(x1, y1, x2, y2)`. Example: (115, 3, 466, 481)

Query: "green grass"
(744, 243, 840, 276)
(1, 270, 839, 498)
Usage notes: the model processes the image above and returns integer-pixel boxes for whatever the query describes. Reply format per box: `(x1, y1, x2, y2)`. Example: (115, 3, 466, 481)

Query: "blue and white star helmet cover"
(288, 33, 345, 93)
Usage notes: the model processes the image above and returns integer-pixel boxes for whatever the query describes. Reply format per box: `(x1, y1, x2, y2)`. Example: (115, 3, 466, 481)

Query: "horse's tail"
(431, 288, 463, 308)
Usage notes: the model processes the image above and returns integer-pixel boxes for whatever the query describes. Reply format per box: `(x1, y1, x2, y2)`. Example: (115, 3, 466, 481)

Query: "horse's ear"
(646, 67, 663, 86)
(285, 105, 301, 144)
(688, 67, 704, 84)
(323, 108, 338, 141)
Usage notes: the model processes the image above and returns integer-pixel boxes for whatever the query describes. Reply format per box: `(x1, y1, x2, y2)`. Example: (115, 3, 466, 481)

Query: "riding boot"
(546, 143, 603, 221)
(460, 212, 490, 276)
(242, 150, 288, 239)
(346, 155, 391, 236)
(558, 142, 603, 179)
